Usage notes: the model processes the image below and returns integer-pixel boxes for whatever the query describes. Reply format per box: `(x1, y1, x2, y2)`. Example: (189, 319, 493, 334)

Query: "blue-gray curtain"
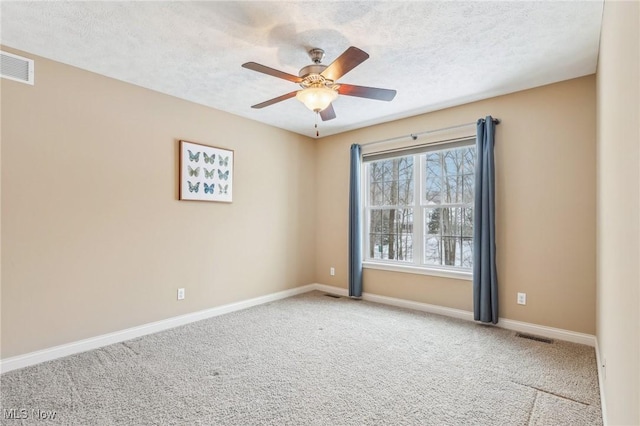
(473, 116, 498, 324)
(349, 144, 363, 298)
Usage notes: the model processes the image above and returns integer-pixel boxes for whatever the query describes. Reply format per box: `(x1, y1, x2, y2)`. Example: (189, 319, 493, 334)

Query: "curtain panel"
(473, 116, 498, 324)
(349, 144, 363, 298)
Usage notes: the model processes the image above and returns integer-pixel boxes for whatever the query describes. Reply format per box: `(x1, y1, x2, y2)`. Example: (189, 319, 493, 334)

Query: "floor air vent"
(324, 294, 341, 298)
(1, 51, 34, 85)
(516, 333, 554, 344)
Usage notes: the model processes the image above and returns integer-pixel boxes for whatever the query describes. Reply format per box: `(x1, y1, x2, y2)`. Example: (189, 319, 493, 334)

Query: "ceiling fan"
(242, 46, 397, 122)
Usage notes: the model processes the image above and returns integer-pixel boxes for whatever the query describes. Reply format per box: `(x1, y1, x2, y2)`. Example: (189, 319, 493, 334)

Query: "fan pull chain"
(315, 112, 319, 137)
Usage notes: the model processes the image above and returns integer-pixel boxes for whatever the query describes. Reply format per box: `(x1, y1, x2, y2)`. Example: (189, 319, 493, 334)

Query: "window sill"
(363, 261, 472, 281)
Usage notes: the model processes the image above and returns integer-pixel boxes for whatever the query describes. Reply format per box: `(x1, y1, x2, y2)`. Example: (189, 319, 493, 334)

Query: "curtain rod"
(360, 118, 500, 147)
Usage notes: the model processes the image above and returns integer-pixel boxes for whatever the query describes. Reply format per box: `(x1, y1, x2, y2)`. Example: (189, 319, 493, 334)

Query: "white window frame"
(362, 138, 476, 281)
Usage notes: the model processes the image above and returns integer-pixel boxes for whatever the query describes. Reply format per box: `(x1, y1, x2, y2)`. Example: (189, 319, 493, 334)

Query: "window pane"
(462, 173, 474, 204)
(424, 152, 441, 204)
(398, 157, 413, 180)
(462, 208, 473, 237)
(424, 208, 441, 266)
(425, 146, 475, 207)
(462, 238, 473, 268)
(370, 163, 382, 184)
(441, 207, 461, 266)
(369, 232, 380, 259)
(441, 207, 462, 237)
(370, 209, 383, 233)
(442, 236, 458, 266)
(368, 156, 414, 206)
(370, 181, 383, 205)
(382, 181, 395, 205)
(398, 176, 414, 205)
(424, 235, 441, 266)
(380, 159, 392, 181)
(444, 176, 460, 203)
(381, 209, 390, 233)
(424, 206, 474, 268)
(443, 150, 460, 178)
(462, 148, 475, 204)
(368, 208, 413, 262)
(425, 208, 440, 235)
(463, 147, 475, 174)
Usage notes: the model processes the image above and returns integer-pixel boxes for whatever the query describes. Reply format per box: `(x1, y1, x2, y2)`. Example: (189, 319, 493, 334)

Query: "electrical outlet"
(330, 267, 335, 276)
(517, 292, 526, 305)
(177, 288, 185, 300)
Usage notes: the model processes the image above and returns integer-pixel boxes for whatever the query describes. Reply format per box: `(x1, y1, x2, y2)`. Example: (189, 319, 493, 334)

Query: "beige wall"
(0, 48, 317, 358)
(316, 76, 597, 334)
(596, 1, 640, 424)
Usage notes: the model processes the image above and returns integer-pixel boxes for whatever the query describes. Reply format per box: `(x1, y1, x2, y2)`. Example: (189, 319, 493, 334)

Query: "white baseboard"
(0, 284, 315, 373)
(497, 317, 595, 346)
(1, 282, 597, 374)
(313, 283, 596, 347)
(364, 292, 475, 322)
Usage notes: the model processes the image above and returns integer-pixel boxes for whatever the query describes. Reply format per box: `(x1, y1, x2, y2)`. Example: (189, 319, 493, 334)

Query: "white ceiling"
(1, 1, 603, 138)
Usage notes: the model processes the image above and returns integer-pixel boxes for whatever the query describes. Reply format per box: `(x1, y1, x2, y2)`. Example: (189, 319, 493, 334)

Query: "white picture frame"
(179, 140, 233, 203)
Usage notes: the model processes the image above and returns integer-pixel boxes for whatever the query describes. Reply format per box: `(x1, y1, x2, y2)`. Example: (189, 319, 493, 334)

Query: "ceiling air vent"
(1, 51, 34, 85)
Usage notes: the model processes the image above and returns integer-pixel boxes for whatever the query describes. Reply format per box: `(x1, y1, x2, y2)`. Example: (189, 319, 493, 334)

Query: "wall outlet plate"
(330, 267, 335, 276)
(177, 288, 185, 300)
(517, 292, 526, 305)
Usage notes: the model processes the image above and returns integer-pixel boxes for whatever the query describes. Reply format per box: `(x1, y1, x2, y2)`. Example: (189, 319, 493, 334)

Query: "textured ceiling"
(1, 1, 603, 138)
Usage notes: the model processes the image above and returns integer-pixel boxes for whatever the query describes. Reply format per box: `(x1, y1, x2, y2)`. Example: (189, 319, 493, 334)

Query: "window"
(364, 139, 476, 277)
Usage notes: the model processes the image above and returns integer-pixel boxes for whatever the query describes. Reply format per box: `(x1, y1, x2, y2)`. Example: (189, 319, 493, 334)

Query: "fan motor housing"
(298, 64, 327, 79)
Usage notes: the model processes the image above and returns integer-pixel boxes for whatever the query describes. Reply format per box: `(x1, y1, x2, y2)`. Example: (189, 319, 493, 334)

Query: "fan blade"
(321, 46, 369, 82)
(251, 91, 298, 109)
(338, 84, 397, 101)
(320, 104, 336, 121)
(242, 62, 303, 83)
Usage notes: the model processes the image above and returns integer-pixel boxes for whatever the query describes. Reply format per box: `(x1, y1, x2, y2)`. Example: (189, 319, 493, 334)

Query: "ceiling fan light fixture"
(296, 86, 338, 112)
(243, 46, 395, 122)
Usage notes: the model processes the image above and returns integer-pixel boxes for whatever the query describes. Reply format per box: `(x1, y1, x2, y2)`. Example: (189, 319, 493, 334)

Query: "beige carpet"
(0, 291, 602, 425)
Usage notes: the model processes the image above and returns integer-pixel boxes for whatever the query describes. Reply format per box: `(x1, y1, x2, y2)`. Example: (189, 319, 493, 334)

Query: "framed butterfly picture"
(179, 140, 234, 202)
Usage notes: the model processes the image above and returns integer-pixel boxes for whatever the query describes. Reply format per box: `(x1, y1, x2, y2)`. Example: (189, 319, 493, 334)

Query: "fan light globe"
(296, 86, 338, 112)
